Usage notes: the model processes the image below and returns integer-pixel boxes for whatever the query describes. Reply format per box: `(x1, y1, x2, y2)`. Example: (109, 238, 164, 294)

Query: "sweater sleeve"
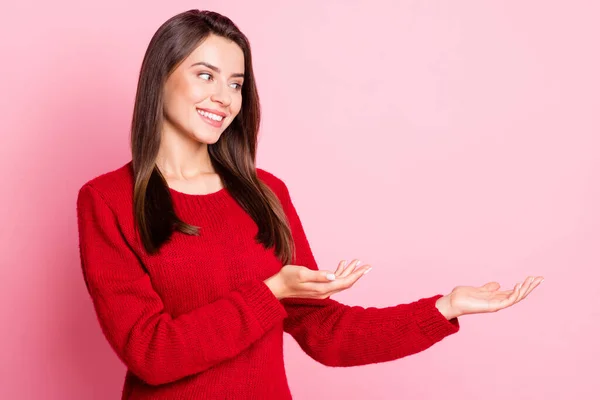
(76, 183, 288, 385)
(276, 179, 460, 367)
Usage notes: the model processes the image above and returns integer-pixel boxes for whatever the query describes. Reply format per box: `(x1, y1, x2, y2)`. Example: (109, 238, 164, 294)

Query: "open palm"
(438, 276, 544, 319)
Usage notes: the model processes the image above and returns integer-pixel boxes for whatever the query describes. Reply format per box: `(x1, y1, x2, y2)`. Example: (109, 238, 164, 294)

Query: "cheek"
(172, 79, 207, 107)
(231, 95, 243, 116)
(164, 86, 187, 115)
(189, 86, 205, 102)
(187, 80, 210, 103)
(166, 87, 206, 120)
(163, 96, 179, 121)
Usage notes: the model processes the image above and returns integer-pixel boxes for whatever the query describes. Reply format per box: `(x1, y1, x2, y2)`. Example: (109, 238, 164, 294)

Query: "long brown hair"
(130, 9, 294, 263)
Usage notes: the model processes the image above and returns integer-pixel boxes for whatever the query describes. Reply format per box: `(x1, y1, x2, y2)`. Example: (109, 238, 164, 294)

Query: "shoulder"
(77, 161, 134, 211)
(256, 167, 291, 198)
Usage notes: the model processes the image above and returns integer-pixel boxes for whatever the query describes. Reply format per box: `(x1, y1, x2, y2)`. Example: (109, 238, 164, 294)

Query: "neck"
(157, 124, 215, 180)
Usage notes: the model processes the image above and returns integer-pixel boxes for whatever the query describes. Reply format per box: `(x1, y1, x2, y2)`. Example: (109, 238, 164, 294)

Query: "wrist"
(264, 275, 286, 300)
(435, 294, 459, 320)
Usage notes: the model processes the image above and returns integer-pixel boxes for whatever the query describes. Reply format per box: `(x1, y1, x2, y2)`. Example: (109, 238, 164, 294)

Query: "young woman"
(76, 9, 543, 399)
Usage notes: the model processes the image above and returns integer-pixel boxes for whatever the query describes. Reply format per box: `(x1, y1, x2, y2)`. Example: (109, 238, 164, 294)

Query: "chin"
(190, 130, 224, 145)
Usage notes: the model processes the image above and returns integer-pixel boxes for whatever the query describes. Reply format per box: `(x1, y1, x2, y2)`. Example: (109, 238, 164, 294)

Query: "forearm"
(282, 294, 459, 367)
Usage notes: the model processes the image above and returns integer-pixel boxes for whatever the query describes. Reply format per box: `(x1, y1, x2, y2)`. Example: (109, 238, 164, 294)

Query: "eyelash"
(197, 72, 242, 90)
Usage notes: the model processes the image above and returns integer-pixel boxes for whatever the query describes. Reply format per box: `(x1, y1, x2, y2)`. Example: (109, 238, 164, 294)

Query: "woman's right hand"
(264, 259, 372, 300)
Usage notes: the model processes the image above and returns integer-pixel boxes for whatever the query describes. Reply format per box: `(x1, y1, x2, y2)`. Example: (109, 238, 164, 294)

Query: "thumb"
(481, 281, 501, 291)
(316, 270, 337, 282)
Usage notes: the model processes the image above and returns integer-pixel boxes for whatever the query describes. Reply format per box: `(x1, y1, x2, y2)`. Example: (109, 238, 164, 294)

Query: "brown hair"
(130, 9, 294, 263)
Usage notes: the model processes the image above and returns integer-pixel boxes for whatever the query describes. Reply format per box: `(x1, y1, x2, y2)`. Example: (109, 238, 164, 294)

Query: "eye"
(198, 72, 212, 80)
(230, 82, 243, 90)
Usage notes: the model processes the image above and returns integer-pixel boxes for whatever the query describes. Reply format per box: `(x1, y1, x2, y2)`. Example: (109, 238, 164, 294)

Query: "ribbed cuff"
(238, 280, 288, 333)
(412, 294, 460, 343)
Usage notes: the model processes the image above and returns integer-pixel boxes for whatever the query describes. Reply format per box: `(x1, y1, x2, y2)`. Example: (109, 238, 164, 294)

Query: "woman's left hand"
(435, 276, 544, 320)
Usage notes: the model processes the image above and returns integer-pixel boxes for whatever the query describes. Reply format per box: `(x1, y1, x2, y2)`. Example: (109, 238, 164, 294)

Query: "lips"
(197, 108, 225, 128)
(197, 108, 226, 117)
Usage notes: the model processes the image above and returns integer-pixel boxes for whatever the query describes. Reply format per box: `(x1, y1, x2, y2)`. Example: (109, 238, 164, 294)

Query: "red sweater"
(76, 162, 459, 399)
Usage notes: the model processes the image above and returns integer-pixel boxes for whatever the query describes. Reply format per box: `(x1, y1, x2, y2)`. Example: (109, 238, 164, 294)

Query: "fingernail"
(363, 267, 372, 275)
(326, 273, 336, 281)
(356, 260, 361, 267)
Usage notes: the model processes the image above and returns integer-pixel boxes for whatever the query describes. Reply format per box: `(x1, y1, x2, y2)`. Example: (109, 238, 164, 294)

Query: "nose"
(210, 81, 232, 108)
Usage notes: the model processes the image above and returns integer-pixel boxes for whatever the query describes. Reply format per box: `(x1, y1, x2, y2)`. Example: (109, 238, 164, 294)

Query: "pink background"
(2, 1, 599, 399)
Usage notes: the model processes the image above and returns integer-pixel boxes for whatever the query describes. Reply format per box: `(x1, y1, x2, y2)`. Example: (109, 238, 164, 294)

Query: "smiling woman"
(127, 10, 293, 262)
(75, 8, 543, 400)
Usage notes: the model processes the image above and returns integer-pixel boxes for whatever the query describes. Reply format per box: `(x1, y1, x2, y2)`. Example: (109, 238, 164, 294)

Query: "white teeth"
(198, 109, 224, 121)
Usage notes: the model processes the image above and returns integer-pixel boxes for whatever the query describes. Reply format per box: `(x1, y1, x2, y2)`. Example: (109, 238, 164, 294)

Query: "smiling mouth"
(197, 109, 225, 122)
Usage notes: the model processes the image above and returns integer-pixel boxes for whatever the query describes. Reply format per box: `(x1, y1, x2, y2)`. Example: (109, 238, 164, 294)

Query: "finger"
(322, 265, 372, 295)
(497, 282, 521, 309)
(515, 276, 534, 303)
(340, 259, 361, 278)
(343, 264, 372, 285)
(521, 276, 544, 300)
(334, 260, 347, 277)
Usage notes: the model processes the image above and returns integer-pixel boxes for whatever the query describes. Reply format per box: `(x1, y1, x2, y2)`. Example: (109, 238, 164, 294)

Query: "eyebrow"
(190, 61, 245, 78)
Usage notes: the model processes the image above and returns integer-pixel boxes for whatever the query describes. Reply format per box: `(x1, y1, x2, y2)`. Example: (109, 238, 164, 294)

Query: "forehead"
(185, 34, 245, 73)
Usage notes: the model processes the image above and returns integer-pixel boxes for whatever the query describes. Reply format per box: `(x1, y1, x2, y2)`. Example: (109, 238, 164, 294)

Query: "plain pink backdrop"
(1, 1, 598, 399)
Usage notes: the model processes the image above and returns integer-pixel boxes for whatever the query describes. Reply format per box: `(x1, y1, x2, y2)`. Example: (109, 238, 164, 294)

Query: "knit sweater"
(75, 161, 460, 400)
